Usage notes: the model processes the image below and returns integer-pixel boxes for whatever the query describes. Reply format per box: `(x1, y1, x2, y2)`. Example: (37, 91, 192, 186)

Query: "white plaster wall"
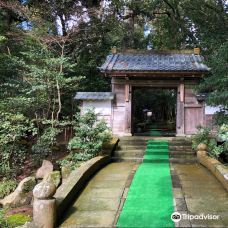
(205, 106, 221, 115)
(81, 100, 112, 128)
(82, 100, 112, 115)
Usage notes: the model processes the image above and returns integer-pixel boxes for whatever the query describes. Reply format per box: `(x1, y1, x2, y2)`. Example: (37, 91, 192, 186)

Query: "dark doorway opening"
(132, 87, 177, 136)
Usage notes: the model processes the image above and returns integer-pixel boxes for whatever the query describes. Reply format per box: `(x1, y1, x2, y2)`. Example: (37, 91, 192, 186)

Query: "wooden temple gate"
(100, 50, 210, 136)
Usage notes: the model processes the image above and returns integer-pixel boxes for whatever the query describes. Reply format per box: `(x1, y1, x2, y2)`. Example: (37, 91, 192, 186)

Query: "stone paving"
(59, 155, 228, 227)
(59, 162, 138, 228)
(171, 163, 228, 227)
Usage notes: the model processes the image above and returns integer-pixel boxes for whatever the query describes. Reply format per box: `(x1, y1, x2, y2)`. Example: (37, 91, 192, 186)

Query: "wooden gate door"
(184, 106, 204, 134)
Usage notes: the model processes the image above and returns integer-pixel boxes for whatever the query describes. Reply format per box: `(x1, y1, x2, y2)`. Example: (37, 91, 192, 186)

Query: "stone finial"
(33, 181, 56, 200)
(36, 160, 54, 179)
(197, 143, 207, 151)
(44, 171, 61, 188)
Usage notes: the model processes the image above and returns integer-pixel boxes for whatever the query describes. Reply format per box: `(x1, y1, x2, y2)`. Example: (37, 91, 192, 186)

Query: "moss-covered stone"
(61, 166, 71, 179)
(102, 137, 119, 155)
(44, 171, 61, 188)
(21, 177, 36, 193)
(6, 213, 32, 227)
(0, 177, 36, 207)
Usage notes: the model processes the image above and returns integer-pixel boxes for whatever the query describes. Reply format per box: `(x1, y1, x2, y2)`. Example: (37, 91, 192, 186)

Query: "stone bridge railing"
(197, 143, 228, 192)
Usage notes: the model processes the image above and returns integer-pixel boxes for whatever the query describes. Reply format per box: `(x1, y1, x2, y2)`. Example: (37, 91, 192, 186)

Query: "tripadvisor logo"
(171, 212, 181, 222)
(171, 212, 220, 222)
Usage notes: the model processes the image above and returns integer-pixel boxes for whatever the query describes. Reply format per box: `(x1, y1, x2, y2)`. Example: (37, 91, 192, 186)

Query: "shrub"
(223, 141, 228, 155)
(59, 109, 111, 169)
(0, 112, 37, 178)
(207, 143, 224, 159)
(192, 126, 224, 159)
(218, 124, 228, 141)
(32, 126, 61, 166)
(0, 179, 17, 199)
(191, 126, 212, 150)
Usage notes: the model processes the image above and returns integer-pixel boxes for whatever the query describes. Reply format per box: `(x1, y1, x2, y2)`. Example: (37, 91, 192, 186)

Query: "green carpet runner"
(117, 140, 174, 228)
(149, 124, 162, 136)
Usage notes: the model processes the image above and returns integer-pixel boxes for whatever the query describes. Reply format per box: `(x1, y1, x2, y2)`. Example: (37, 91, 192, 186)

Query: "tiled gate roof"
(100, 53, 210, 73)
(75, 92, 115, 100)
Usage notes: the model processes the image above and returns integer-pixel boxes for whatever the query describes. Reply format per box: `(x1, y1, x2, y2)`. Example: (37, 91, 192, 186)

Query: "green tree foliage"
(197, 42, 228, 124)
(0, 112, 36, 177)
(0, 32, 83, 169)
(118, 0, 227, 51)
(32, 126, 61, 166)
(0, 0, 227, 177)
(118, 0, 227, 123)
(18, 40, 82, 120)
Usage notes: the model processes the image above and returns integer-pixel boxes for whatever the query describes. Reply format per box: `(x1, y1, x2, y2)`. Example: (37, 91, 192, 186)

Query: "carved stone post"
(197, 143, 207, 155)
(33, 181, 57, 228)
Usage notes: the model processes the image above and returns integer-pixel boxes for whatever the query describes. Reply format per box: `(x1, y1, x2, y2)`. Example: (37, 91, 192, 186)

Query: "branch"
(163, 0, 180, 18)
(153, 11, 171, 18)
(163, 0, 176, 15)
(56, 43, 64, 121)
(0, 1, 28, 22)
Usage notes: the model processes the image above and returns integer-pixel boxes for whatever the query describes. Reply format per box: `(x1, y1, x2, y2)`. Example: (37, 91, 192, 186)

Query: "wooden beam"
(184, 104, 203, 108)
(103, 71, 205, 78)
(112, 78, 200, 86)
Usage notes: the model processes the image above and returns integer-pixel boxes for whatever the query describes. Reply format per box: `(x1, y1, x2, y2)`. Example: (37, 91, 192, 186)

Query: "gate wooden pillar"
(125, 78, 132, 135)
(176, 81, 185, 136)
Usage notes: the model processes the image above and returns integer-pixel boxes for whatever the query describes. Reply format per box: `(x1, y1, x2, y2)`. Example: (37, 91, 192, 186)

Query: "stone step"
(169, 140, 192, 145)
(117, 145, 147, 150)
(111, 157, 143, 163)
(119, 141, 147, 146)
(114, 150, 144, 158)
(112, 156, 196, 163)
(169, 145, 192, 150)
(171, 137, 191, 140)
(169, 151, 194, 155)
(115, 137, 196, 163)
(169, 144, 192, 148)
(120, 136, 155, 140)
(169, 150, 194, 155)
(116, 148, 145, 152)
(169, 157, 197, 163)
(169, 154, 196, 159)
(112, 157, 196, 163)
(169, 151, 195, 155)
(115, 150, 187, 158)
